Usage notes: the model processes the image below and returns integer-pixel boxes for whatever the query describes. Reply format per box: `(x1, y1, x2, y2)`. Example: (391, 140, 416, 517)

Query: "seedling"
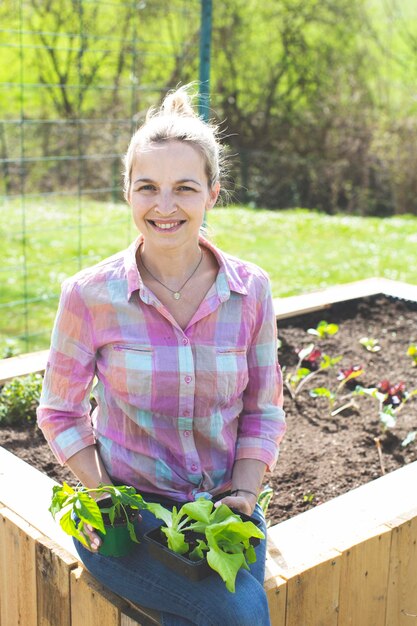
(359, 337, 381, 352)
(147, 498, 264, 593)
(310, 365, 364, 415)
(284, 343, 342, 399)
(307, 320, 339, 339)
(407, 344, 417, 366)
(49, 483, 147, 549)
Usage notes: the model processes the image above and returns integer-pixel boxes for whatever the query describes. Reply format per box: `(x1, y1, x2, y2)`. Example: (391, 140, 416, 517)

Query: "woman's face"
(128, 140, 219, 251)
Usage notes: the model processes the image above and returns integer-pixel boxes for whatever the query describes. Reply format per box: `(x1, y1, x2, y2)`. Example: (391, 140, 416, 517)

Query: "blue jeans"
(73, 502, 271, 626)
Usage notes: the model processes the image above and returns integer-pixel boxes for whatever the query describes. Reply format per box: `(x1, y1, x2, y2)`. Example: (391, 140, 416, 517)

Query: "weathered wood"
(273, 277, 417, 320)
(385, 509, 417, 626)
(263, 556, 287, 626)
(0, 446, 77, 557)
(71, 566, 122, 626)
(36, 536, 79, 626)
(0, 349, 48, 384)
(0, 507, 42, 626)
(337, 525, 392, 626)
(283, 554, 340, 626)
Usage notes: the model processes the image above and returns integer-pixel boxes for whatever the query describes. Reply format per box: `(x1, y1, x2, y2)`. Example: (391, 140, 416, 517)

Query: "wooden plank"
(283, 554, 341, 626)
(71, 566, 121, 626)
(0, 507, 42, 626)
(264, 572, 287, 626)
(0, 446, 77, 557)
(0, 349, 48, 384)
(36, 536, 79, 626)
(337, 525, 392, 626)
(385, 510, 417, 626)
(122, 601, 162, 626)
(273, 277, 417, 320)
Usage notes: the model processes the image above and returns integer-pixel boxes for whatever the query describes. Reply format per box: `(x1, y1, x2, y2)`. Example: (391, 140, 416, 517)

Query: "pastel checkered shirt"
(37, 236, 286, 501)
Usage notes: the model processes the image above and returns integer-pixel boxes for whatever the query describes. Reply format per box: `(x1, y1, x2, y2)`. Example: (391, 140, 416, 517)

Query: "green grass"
(1, 197, 417, 353)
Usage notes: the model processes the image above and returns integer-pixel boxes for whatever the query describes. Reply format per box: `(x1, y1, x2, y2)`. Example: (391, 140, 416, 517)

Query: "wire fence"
(0, 0, 206, 355)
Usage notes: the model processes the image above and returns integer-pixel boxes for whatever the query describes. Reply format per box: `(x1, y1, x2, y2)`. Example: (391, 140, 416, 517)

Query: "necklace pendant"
(173, 292, 181, 300)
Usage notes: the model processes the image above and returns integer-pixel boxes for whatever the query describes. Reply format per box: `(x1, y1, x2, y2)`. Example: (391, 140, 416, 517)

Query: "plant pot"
(144, 511, 262, 581)
(96, 497, 138, 557)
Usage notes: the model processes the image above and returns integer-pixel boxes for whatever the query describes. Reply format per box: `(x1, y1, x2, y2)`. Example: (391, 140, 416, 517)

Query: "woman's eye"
(138, 184, 156, 192)
(178, 185, 195, 192)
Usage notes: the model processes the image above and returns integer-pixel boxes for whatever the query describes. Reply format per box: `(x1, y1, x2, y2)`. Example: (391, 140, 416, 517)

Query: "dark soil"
(1, 295, 416, 527)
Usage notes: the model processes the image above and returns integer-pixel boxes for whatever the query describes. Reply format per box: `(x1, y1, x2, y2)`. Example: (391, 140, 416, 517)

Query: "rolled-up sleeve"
(37, 279, 96, 464)
(235, 278, 286, 471)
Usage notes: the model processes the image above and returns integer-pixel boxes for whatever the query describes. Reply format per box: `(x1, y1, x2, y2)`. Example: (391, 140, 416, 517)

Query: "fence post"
(199, 0, 212, 122)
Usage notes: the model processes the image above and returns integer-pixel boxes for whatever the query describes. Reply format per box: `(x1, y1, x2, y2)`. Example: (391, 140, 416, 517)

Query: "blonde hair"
(123, 84, 223, 200)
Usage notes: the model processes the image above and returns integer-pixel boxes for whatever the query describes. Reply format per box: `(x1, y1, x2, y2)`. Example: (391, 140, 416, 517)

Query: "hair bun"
(152, 85, 198, 120)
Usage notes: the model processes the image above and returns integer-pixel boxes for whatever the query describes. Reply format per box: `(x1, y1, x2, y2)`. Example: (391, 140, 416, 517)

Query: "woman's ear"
(206, 181, 220, 211)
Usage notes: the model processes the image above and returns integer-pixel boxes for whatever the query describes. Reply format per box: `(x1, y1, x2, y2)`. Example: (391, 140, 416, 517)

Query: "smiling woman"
(36, 84, 286, 626)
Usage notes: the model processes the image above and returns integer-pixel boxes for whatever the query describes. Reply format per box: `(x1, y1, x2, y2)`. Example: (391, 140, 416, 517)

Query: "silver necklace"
(140, 249, 204, 300)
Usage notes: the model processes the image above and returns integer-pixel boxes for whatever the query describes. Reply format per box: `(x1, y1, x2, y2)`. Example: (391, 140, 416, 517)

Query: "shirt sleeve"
(235, 276, 286, 471)
(36, 279, 97, 465)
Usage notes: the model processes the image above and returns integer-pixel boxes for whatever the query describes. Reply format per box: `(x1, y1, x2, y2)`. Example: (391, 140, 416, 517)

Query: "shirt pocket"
(215, 348, 249, 402)
(110, 344, 154, 402)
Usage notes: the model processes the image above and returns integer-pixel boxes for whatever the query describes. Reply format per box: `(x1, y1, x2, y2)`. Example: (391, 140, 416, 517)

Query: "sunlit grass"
(1, 197, 416, 353)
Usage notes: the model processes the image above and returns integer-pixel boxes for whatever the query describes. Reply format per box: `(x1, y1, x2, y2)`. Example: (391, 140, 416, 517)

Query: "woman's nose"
(155, 191, 177, 215)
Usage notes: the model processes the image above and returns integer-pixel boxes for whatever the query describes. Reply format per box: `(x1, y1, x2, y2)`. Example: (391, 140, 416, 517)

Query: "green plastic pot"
(96, 497, 138, 557)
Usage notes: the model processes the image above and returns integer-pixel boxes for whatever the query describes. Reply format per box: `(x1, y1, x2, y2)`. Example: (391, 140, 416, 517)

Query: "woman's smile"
(147, 219, 186, 232)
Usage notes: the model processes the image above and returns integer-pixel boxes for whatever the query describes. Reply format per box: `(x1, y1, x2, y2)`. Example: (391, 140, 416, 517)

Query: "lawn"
(1, 197, 416, 353)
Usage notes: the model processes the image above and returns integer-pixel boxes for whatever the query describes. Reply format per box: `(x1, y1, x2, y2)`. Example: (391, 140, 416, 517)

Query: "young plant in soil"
(49, 482, 147, 551)
(307, 320, 339, 339)
(353, 381, 417, 474)
(407, 344, 417, 367)
(145, 497, 265, 593)
(309, 365, 364, 416)
(284, 343, 342, 400)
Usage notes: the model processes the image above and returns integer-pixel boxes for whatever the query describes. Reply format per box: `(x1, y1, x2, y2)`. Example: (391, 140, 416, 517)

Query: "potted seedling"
(144, 497, 265, 592)
(49, 482, 148, 557)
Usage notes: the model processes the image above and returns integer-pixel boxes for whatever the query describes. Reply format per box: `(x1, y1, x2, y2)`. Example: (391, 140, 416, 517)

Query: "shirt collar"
(123, 234, 248, 301)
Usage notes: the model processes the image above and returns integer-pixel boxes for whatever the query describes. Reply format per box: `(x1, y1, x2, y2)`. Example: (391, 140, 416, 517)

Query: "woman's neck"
(138, 241, 203, 283)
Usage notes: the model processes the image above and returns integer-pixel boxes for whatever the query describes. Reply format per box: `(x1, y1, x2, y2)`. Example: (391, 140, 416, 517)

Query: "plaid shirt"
(37, 236, 285, 501)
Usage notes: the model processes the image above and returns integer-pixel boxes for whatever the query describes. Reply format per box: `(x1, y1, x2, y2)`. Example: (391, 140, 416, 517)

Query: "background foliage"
(1, 0, 417, 214)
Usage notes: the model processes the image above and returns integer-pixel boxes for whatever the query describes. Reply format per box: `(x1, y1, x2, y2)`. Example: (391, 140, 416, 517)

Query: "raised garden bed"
(1, 281, 416, 528)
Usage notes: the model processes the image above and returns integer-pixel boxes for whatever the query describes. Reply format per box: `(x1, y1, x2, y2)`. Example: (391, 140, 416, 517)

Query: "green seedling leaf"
(380, 406, 397, 431)
(289, 368, 310, 385)
(162, 527, 189, 555)
(180, 498, 214, 524)
(206, 543, 248, 593)
(402, 431, 417, 447)
(146, 501, 174, 526)
(402, 430, 416, 447)
(320, 354, 342, 369)
(74, 492, 106, 533)
(353, 385, 387, 403)
(407, 344, 417, 366)
(359, 337, 381, 352)
(188, 539, 208, 561)
(308, 320, 339, 339)
(310, 387, 334, 400)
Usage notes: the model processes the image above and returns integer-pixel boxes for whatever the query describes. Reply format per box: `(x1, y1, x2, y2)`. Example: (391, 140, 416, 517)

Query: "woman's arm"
(65, 445, 113, 489)
(216, 458, 267, 515)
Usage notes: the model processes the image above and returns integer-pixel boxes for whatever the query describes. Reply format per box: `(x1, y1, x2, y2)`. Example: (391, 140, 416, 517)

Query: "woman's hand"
(82, 524, 102, 552)
(215, 493, 257, 516)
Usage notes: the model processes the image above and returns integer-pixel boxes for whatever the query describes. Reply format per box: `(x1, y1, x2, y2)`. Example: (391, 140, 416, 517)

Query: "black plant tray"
(144, 511, 262, 582)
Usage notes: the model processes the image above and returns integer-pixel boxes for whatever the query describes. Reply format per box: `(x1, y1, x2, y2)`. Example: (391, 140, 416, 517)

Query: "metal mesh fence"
(0, 0, 204, 354)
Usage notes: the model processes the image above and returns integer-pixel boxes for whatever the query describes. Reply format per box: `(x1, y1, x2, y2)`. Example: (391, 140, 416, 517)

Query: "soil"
(1, 295, 416, 527)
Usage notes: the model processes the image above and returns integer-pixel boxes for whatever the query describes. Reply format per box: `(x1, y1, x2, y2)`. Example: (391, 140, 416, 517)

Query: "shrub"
(0, 373, 43, 425)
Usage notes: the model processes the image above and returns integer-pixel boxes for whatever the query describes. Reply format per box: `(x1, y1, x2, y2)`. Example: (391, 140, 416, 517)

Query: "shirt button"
(191, 464, 198, 472)
(184, 410, 191, 417)
(183, 430, 191, 437)
(184, 375, 192, 384)
(182, 337, 189, 345)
